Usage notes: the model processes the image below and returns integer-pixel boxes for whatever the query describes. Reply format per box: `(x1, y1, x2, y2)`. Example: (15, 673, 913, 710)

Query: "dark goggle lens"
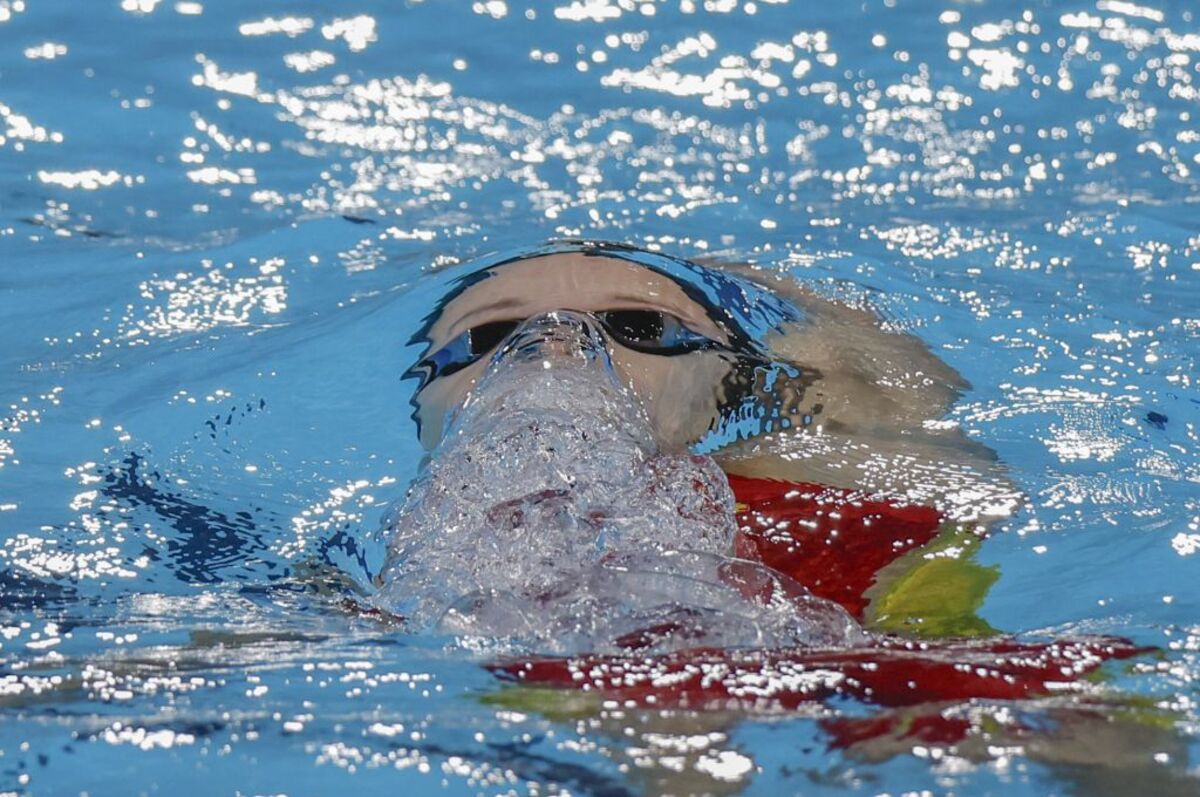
(598, 309, 717, 355)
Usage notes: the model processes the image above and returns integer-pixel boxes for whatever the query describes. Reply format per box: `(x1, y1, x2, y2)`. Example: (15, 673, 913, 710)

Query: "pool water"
(2, 0, 1199, 794)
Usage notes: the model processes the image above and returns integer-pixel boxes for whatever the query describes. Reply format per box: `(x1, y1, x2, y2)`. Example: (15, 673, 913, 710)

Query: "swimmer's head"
(406, 242, 815, 451)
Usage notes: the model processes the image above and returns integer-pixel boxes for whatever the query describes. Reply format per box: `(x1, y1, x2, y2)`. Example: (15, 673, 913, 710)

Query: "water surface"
(2, 0, 1199, 794)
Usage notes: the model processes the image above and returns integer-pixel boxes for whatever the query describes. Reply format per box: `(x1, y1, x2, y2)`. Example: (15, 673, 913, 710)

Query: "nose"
(490, 310, 612, 370)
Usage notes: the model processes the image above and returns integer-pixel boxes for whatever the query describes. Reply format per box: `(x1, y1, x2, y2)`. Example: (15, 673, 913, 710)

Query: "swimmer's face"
(409, 252, 747, 450)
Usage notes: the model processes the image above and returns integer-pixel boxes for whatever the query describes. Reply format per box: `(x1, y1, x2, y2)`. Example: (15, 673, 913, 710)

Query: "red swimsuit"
(490, 474, 1148, 731)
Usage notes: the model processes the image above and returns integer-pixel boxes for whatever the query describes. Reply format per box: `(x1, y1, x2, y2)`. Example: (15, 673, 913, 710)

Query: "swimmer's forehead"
(427, 253, 730, 346)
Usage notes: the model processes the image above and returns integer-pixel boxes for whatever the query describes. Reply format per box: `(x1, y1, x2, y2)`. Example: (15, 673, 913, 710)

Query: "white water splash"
(373, 311, 862, 654)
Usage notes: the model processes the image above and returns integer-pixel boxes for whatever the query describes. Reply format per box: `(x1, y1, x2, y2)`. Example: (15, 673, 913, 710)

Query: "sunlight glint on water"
(1, 0, 1199, 794)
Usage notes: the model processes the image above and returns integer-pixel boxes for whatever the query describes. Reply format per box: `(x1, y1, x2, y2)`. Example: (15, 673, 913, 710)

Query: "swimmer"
(371, 241, 1171, 791)
(374, 241, 1018, 648)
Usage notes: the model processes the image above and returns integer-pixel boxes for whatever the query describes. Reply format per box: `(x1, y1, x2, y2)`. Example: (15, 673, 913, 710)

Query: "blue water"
(2, 0, 1199, 794)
